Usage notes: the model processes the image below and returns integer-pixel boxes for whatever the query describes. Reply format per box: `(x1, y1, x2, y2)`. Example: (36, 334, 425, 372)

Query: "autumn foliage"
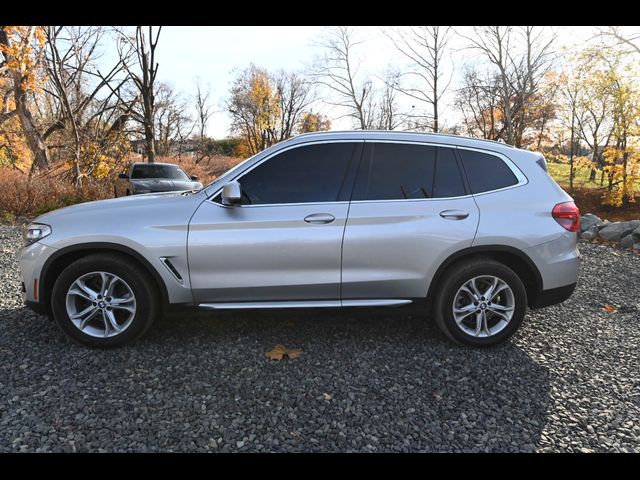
(0, 154, 243, 219)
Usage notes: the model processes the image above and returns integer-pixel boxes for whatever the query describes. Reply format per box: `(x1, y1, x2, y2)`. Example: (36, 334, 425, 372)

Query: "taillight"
(552, 201, 580, 232)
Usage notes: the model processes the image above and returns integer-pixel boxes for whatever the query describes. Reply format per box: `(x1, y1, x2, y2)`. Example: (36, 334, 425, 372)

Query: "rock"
(580, 225, 599, 241)
(580, 213, 605, 232)
(598, 220, 640, 242)
(620, 234, 635, 249)
(634, 243, 640, 251)
(634, 224, 640, 239)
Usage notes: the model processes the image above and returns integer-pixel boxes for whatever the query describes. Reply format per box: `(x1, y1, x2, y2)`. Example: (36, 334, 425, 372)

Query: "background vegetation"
(1, 26, 639, 221)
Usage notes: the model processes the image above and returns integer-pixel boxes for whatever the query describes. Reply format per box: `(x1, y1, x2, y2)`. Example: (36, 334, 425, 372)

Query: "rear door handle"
(304, 213, 335, 224)
(439, 210, 469, 220)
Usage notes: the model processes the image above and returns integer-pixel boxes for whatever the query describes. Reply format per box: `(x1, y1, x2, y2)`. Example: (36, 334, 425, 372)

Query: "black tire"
(433, 258, 527, 347)
(51, 253, 159, 348)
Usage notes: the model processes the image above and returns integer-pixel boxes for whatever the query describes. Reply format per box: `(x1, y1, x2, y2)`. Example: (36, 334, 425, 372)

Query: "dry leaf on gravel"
(266, 344, 303, 361)
(602, 304, 618, 314)
(323, 392, 332, 401)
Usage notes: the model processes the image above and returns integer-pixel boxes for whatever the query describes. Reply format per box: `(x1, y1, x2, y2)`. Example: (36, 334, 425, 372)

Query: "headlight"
(23, 224, 52, 246)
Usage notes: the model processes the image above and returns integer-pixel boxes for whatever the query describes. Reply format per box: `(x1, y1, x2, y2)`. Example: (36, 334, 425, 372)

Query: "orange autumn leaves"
(266, 344, 303, 361)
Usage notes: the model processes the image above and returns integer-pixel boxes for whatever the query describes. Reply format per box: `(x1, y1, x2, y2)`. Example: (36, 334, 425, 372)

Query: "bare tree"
(460, 26, 556, 147)
(455, 68, 502, 140)
(385, 26, 453, 132)
(113, 26, 162, 163)
(154, 82, 191, 156)
(194, 79, 213, 162)
(372, 69, 403, 130)
(599, 26, 640, 55)
(312, 26, 374, 129)
(44, 26, 130, 185)
(274, 69, 314, 140)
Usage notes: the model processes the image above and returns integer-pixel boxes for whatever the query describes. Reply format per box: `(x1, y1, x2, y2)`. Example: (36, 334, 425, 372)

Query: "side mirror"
(190, 175, 199, 181)
(118, 173, 128, 179)
(221, 181, 241, 205)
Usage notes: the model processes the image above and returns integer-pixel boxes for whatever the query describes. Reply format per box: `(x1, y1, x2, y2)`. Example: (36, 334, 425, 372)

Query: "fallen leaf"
(602, 304, 618, 314)
(266, 344, 303, 361)
(612, 251, 620, 256)
(323, 392, 332, 401)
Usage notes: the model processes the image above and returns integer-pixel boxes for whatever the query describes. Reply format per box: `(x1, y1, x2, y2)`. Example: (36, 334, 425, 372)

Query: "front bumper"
(19, 241, 58, 309)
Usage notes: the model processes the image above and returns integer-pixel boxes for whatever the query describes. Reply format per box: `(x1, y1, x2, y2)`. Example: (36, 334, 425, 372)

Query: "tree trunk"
(144, 123, 156, 163)
(11, 72, 50, 171)
(433, 55, 439, 133)
(589, 144, 598, 182)
(569, 115, 575, 193)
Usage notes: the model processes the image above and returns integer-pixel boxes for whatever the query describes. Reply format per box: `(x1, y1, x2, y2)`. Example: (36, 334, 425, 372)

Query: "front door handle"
(439, 210, 469, 220)
(304, 213, 335, 224)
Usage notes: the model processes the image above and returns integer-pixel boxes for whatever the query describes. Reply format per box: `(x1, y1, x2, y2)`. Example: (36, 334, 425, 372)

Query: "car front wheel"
(433, 258, 527, 347)
(51, 253, 159, 348)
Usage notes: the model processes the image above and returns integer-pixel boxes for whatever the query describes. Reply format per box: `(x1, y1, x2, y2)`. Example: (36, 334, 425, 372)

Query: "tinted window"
(237, 143, 355, 205)
(434, 148, 466, 198)
(131, 164, 190, 180)
(459, 150, 518, 193)
(353, 143, 436, 200)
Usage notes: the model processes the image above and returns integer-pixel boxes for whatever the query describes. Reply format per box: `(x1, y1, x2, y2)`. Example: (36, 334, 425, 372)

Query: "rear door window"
(434, 147, 466, 198)
(352, 143, 468, 200)
(352, 143, 436, 200)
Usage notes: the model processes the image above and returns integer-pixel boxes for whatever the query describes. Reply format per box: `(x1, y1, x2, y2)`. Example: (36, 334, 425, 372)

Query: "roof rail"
(292, 130, 515, 148)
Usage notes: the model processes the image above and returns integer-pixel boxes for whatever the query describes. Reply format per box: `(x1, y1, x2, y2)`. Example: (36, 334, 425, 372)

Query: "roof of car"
(130, 162, 181, 167)
(286, 130, 521, 155)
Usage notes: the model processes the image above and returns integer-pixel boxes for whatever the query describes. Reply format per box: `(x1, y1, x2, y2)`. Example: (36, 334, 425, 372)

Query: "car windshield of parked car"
(131, 164, 190, 181)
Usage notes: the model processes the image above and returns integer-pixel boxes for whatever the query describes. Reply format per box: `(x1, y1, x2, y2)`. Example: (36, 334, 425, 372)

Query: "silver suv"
(19, 131, 580, 348)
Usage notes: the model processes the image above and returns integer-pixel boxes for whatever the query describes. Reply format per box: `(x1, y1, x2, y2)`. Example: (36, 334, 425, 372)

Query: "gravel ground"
(1, 224, 639, 453)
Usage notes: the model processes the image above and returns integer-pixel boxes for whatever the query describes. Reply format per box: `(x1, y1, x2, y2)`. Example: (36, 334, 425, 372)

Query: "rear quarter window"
(459, 150, 519, 194)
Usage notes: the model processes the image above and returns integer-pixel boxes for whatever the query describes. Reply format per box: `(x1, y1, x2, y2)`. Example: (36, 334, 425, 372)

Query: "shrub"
(0, 167, 112, 219)
(0, 153, 244, 220)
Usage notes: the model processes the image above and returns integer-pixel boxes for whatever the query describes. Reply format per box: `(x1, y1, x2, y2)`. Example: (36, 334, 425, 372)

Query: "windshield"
(131, 164, 190, 181)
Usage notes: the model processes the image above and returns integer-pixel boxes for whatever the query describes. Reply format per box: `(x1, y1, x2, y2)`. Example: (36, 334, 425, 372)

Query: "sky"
(137, 26, 631, 138)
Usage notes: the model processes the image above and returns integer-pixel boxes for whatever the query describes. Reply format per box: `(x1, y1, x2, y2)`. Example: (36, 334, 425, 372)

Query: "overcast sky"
(143, 26, 628, 137)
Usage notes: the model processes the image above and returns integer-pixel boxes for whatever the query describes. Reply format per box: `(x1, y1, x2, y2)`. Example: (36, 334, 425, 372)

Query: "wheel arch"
(40, 243, 169, 314)
(426, 245, 543, 310)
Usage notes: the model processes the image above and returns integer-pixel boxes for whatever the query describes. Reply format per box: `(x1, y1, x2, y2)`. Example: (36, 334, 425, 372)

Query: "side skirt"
(198, 299, 413, 310)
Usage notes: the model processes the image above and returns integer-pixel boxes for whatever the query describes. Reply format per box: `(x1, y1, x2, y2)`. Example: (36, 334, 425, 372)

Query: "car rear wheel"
(433, 258, 527, 347)
(51, 253, 159, 348)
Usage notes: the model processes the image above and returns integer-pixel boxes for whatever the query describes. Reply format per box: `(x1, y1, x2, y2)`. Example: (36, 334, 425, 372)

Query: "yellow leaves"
(266, 344, 303, 361)
(0, 26, 46, 93)
(600, 143, 640, 207)
(298, 112, 331, 134)
(602, 304, 618, 314)
(93, 160, 111, 180)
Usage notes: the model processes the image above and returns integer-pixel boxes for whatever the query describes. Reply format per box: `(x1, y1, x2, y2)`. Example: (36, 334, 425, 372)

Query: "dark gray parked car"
(115, 162, 203, 197)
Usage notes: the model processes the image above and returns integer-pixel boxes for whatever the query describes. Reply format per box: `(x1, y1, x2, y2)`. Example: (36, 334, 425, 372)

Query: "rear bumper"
(530, 282, 576, 309)
(523, 231, 580, 290)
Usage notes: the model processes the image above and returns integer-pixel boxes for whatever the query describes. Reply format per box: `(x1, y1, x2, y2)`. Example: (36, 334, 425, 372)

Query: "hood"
(131, 178, 203, 191)
(34, 190, 200, 223)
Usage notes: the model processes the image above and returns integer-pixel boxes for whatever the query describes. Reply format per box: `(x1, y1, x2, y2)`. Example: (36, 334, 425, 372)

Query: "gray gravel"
(1, 224, 639, 452)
